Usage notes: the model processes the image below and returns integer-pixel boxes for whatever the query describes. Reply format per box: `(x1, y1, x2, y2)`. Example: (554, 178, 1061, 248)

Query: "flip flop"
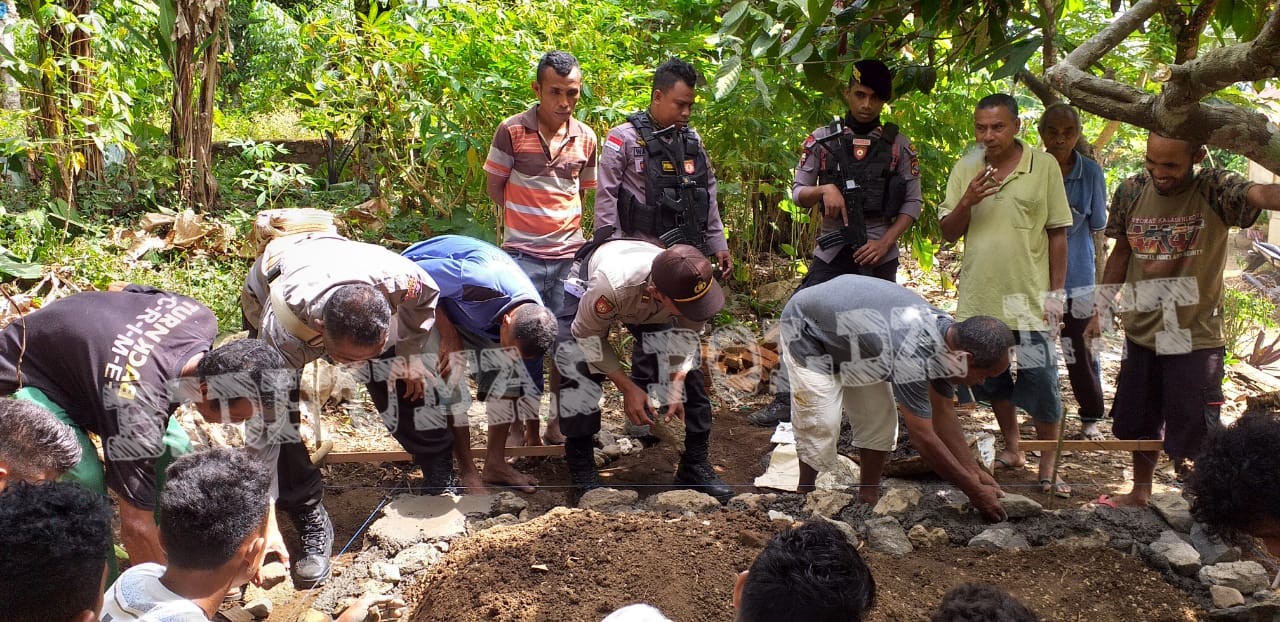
(1040, 479, 1071, 498)
(993, 457, 1022, 470)
(1094, 494, 1118, 509)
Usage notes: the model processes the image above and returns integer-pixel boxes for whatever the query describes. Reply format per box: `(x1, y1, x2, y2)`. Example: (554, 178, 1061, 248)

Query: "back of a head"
(322, 284, 392, 347)
(1186, 414, 1280, 542)
(653, 57, 699, 92)
(932, 583, 1041, 622)
(976, 93, 1019, 118)
(0, 397, 81, 484)
(510, 303, 556, 360)
(0, 481, 112, 622)
(160, 448, 271, 570)
(953, 316, 1015, 369)
(198, 338, 291, 408)
(738, 521, 876, 622)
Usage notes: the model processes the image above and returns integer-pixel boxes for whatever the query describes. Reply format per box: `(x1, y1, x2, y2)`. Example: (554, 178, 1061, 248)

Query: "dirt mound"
(407, 509, 776, 622)
(405, 507, 1203, 622)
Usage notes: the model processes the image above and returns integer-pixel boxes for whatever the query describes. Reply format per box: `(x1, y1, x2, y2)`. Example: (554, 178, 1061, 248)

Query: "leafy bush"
(1223, 286, 1277, 357)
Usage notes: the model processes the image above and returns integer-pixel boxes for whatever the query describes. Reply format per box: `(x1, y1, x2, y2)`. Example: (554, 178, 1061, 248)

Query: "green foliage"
(1223, 287, 1277, 357)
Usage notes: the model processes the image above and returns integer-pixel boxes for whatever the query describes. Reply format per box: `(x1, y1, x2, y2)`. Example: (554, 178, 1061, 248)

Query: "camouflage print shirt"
(1104, 169, 1258, 353)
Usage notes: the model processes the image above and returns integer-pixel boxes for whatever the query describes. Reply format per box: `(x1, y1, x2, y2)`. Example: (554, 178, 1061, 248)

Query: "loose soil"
(400, 508, 1201, 622)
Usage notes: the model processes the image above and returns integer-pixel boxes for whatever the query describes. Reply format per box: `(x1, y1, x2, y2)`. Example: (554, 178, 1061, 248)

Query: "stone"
(1199, 561, 1271, 595)
(1211, 585, 1246, 609)
(646, 489, 722, 513)
(593, 448, 611, 467)
(472, 513, 520, 531)
(1207, 593, 1280, 621)
(602, 443, 623, 460)
(392, 542, 442, 575)
(359, 579, 393, 595)
(1150, 491, 1194, 532)
(257, 561, 288, 590)
(1192, 523, 1242, 565)
(366, 493, 495, 554)
(728, 493, 778, 512)
(866, 517, 914, 556)
(596, 429, 617, 446)
(244, 599, 273, 619)
(371, 561, 402, 583)
(872, 486, 922, 515)
(492, 491, 529, 516)
(767, 510, 795, 522)
(1149, 531, 1202, 577)
(578, 487, 640, 511)
(803, 490, 854, 518)
(968, 526, 1030, 551)
(907, 524, 949, 548)
(617, 437, 638, 455)
(1057, 529, 1111, 549)
(815, 515, 860, 547)
(301, 610, 330, 622)
(997, 493, 1043, 519)
(756, 279, 799, 303)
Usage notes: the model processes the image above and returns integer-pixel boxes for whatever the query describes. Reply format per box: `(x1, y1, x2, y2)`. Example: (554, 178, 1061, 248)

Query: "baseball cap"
(650, 245, 725, 323)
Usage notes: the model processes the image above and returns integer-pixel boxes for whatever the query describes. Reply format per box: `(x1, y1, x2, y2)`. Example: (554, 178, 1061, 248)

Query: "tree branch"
(1018, 69, 1060, 105)
(1061, 0, 1168, 69)
(1038, 0, 1058, 69)
(1175, 0, 1220, 63)
(1165, 7, 1280, 104)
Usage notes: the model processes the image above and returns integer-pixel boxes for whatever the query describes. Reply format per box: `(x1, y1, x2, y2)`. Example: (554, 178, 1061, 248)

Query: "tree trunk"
(170, 0, 226, 210)
(1, 0, 17, 110)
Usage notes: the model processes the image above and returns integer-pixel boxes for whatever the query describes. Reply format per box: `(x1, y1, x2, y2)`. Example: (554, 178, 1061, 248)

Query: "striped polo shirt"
(484, 105, 598, 259)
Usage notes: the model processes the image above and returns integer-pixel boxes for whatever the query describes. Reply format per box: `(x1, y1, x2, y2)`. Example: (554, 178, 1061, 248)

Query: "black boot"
(565, 436, 601, 500)
(675, 431, 733, 503)
(746, 393, 791, 426)
(288, 503, 333, 589)
(416, 452, 459, 496)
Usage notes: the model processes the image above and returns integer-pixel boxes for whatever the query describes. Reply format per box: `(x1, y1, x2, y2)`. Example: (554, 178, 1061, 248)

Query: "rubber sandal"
(993, 457, 1022, 470)
(1040, 479, 1071, 498)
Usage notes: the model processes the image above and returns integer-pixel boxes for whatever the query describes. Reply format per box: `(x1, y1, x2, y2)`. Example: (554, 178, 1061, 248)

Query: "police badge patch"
(684, 159, 695, 174)
(905, 142, 920, 178)
(593, 296, 615, 316)
(853, 138, 871, 160)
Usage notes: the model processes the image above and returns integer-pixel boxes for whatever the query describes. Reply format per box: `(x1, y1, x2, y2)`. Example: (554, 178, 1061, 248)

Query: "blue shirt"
(402, 235, 542, 341)
(1062, 153, 1108, 297)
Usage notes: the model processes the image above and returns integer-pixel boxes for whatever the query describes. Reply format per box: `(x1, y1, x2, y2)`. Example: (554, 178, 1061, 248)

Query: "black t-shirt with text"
(0, 285, 216, 508)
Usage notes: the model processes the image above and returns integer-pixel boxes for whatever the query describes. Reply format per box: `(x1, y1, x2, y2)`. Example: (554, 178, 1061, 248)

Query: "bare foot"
(857, 488, 880, 506)
(458, 471, 491, 495)
(507, 425, 526, 448)
(993, 451, 1026, 470)
(482, 464, 538, 493)
(1105, 492, 1148, 508)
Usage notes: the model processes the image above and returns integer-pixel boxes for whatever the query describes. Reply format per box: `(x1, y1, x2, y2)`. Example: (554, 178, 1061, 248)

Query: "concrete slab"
(367, 493, 495, 553)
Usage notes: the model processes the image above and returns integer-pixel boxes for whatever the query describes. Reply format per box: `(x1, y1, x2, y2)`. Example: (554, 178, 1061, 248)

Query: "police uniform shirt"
(243, 233, 440, 368)
(593, 121, 730, 254)
(794, 124, 922, 264)
(570, 240, 705, 376)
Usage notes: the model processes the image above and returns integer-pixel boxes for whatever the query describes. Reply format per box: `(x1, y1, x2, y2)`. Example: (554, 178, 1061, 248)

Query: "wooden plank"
(1230, 361, 1280, 392)
(323, 444, 565, 464)
(1017, 439, 1164, 452)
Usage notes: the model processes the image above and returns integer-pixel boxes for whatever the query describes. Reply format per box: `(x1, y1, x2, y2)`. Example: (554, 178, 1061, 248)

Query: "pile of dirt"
(407, 509, 776, 622)
(402, 507, 1202, 622)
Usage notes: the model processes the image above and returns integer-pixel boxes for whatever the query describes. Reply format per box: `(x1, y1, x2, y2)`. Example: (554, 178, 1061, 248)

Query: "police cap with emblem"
(651, 245, 725, 323)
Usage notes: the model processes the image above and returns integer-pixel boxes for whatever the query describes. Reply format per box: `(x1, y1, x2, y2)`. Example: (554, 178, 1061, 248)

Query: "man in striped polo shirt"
(485, 50, 598, 446)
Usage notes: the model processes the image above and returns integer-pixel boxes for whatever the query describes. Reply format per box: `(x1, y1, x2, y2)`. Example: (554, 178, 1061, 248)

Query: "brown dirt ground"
(400, 507, 1202, 622)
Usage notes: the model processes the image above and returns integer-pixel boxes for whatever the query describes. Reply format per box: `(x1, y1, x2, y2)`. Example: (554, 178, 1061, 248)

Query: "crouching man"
(780, 275, 1010, 522)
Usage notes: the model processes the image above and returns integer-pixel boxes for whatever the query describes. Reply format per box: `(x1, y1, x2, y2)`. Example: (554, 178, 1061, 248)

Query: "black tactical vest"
(815, 122, 904, 218)
(617, 111, 713, 252)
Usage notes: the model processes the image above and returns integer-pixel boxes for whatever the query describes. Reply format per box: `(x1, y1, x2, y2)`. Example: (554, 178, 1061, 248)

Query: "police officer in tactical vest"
(749, 59, 923, 427)
(594, 57, 733, 279)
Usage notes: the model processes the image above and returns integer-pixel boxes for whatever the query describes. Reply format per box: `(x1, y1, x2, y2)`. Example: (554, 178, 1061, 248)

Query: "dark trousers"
(1110, 340, 1224, 460)
(365, 348, 454, 461)
(800, 253, 898, 290)
(554, 294, 712, 439)
(1061, 297, 1105, 423)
